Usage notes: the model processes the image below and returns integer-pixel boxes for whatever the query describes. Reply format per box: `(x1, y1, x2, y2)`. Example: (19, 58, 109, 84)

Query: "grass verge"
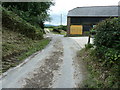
(79, 48, 119, 88)
(2, 28, 50, 73)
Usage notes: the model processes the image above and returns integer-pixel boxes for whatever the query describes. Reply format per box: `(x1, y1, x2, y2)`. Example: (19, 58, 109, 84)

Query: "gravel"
(1, 34, 90, 88)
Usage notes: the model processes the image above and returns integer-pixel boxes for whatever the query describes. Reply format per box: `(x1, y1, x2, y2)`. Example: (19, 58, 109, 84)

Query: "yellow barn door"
(70, 25, 83, 35)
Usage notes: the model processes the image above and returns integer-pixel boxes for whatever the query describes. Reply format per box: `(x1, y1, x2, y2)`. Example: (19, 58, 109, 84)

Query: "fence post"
(88, 35, 91, 44)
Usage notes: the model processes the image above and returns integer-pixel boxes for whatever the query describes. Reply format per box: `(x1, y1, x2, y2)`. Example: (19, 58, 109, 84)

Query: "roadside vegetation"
(80, 18, 120, 88)
(2, 8, 43, 40)
(2, 2, 53, 73)
(45, 25, 67, 35)
(2, 28, 50, 73)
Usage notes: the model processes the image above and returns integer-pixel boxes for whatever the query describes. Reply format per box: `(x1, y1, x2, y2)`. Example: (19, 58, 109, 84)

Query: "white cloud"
(45, 0, 120, 25)
(51, 0, 119, 14)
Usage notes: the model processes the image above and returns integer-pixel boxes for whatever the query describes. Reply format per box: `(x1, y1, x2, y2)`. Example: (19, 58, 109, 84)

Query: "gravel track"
(1, 34, 89, 88)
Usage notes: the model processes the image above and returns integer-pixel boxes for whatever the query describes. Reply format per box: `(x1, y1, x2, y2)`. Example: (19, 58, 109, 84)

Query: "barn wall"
(70, 17, 110, 25)
(67, 16, 117, 35)
(69, 17, 111, 33)
(83, 25, 93, 31)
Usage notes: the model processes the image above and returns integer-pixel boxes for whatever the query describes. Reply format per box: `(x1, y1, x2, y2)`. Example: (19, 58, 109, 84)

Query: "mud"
(1, 34, 89, 89)
(23, 38, 63, 88)
(73, 51, 88, 88)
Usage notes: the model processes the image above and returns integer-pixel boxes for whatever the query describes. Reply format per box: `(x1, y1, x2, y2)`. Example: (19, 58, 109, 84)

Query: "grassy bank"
(1, 7, 51, 73)
(2, 28, 50, 73)
(79, 48, 119, 88)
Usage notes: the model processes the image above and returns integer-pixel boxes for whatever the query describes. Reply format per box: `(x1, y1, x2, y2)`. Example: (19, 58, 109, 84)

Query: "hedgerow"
(94, 17, 120, 66)
(82, 17, 120, 88)
(2, 8, 43, 40)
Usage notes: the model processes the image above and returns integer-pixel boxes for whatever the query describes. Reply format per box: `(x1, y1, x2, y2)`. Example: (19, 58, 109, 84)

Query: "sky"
(45, 0, 120, 25)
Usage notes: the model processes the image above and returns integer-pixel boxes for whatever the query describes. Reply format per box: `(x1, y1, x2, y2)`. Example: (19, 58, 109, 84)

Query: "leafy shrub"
(53, 25, 67, 31)
(61, 25, 67, 31)
(94, 17, 120, 65)
(94, 18, 120, 50)
(90, 29, 96, 35)
(85, 43, 94, 50)
(104, 48, 120, 66)
(2, 8, 43, 40)
(83, 31, 90, 36)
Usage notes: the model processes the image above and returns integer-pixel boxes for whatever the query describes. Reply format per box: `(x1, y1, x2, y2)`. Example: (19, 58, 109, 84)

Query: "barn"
(67, 6, 119, 35)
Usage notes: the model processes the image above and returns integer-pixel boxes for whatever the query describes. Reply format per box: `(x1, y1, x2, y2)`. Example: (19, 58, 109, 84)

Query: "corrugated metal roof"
(68, 6, 120, 17)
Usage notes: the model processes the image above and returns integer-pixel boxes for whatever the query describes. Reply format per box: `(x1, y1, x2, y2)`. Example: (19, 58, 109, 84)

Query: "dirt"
(73, 51, 88, 88)
(2, 50, 25, 72)
(1, 34, 89, 88)
(23, 38, 63, 88)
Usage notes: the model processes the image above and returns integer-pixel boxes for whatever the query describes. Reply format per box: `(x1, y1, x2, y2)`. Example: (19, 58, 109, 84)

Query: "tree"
(2, 2, 54, 30)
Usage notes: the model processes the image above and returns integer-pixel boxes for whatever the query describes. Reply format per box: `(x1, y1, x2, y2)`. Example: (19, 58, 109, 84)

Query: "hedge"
(93, 17, 120, 65)
(2, 8, 43, 40)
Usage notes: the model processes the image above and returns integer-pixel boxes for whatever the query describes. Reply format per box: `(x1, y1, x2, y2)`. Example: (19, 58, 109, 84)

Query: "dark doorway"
(83, 25, 93, 32)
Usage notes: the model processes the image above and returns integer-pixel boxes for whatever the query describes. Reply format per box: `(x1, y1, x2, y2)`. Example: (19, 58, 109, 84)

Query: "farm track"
(1, 34, 89, 88)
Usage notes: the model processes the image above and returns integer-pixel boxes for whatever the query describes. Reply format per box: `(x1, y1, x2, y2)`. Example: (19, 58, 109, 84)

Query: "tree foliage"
(2, 2, 54, 29)
(2, 8, 43, 40)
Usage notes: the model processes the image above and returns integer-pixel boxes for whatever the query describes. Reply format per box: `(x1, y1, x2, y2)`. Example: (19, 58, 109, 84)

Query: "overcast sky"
(45, 0, 120, 25)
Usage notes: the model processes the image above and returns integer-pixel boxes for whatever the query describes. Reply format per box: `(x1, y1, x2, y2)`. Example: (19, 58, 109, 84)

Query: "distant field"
(45, 28, 67, 36)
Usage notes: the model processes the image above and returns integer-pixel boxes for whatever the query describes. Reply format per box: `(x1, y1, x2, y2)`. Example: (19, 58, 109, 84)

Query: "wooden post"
(88, 35, 91, 44)
(88, 24, 92, 44)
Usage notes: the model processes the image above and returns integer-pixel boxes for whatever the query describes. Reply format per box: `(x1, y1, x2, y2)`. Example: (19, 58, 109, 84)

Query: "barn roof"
(68, 6, 120, 17)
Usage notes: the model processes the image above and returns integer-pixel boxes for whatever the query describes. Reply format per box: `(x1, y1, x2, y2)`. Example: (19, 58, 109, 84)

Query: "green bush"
(83, 31, 90, 36)
(2, 8, 43, 40)
(90, 29, 96, 35)
(53, 25, 67, 31)
(94, 18, 120, 49)
(85, 43, 94, 50)
(94, 17, 120, 65)
(104, 48, 120, 66)
(61, 25, 67, 31)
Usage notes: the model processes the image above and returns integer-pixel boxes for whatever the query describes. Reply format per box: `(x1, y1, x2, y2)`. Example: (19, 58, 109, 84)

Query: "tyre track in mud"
(1, 34, 88, 88)
(23, 38, 63, 88)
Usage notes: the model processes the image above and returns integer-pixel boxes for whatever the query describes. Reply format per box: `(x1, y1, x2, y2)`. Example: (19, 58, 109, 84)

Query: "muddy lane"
(23, 37, 64, 88)
(1, 34, 87, 88)
(1, 35, 63, 88)
(52, 37, 83, 88)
